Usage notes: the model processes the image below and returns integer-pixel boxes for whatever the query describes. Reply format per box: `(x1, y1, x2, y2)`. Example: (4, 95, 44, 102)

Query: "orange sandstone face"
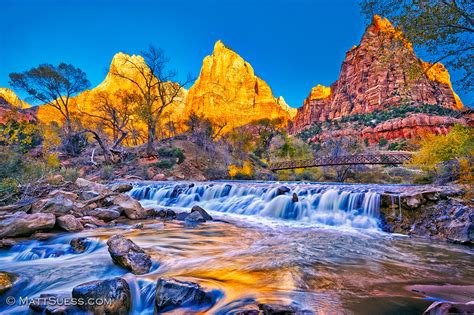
(423, 62, 463, 110)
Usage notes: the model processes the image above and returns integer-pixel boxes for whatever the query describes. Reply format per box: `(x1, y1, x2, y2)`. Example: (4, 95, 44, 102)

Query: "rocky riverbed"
(0, 179, 472, 314)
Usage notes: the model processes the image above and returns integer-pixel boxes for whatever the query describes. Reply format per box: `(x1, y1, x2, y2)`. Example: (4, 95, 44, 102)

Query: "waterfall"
(129, 182, 382, 229)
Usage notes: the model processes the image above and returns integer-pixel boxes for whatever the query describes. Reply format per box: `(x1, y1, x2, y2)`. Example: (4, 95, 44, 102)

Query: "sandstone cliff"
(184, 40, 295, 133)
(291, 15, 465, 137)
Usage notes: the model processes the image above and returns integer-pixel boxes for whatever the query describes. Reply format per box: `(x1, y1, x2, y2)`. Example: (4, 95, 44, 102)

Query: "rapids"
(0, 181, 473, 314)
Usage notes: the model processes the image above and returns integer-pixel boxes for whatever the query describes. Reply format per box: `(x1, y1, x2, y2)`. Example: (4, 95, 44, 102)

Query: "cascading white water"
(129, 182, 382, 229)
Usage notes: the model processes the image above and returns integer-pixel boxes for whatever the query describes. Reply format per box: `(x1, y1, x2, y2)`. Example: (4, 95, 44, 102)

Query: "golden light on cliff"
(308, 85, 331, 101)
(423, 62, 463, 110)
(0, 87, 31, 109)
(372, 15, 413, 51)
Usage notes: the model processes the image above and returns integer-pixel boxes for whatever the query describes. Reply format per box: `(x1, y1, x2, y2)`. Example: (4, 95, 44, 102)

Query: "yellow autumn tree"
(407, 125, 474, 183)
(228, 160, 253, 178)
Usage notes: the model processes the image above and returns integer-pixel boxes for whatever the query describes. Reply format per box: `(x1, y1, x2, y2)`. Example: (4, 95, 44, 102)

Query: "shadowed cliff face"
(184, 40, 296, 133)
(291, 15, 465, 137)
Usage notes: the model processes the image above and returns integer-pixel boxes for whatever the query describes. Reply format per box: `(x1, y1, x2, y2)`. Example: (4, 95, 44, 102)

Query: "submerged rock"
(0, 271, 16, 294)
(112, 194, 147, 219)
(185, 211, 206, 224)
(29, 293, 81, 314)
(57, 215, 84, 232)
(106, 234, 152, 274)
(70, 237, 90, 253)
(155, 277, 213, 312)
(277, 186, 291, 196)
(191, 206, 213, 221)
(258, 303, 312, 314)
(0, 212, 56, 238)
(72, 277, 131, 315)
(157, 209, 177, 220)
(424, 301, 474, 315)
(176, 212, 190, 221)
(292, 193, 299, 203)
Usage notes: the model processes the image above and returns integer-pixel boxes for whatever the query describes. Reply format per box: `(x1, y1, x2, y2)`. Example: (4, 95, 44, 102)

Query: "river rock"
(0, 271, 16, 294)
(258, 303, 312, 314)
(57, 215, 84, 232)
(111, 183, 133, 193)
(111, 194, 147, 219)
(75, 178, 109, 194)
(80, 216, 108, 227)
(292, 193, 299, 202)
(106, 234, 152, 274)
(29, 293, 81, 314)
(185, 211, 206, 224)
(40, 194, 75, 216)
(176, 211, 190, 221)
(72, 277, 131, 315)
(81, 190, 100, 200)
(277, 186, 291, 195)
(155, 278, 213, 312)
(48, 189, 79, 201)
(424, 301, 474, 315)
(157, 209, 177, 220)
(0, 212, 56, 238)
(191, 206, 213, 221)
(86, 207, 121, 222)
(70, 237, 90, 253)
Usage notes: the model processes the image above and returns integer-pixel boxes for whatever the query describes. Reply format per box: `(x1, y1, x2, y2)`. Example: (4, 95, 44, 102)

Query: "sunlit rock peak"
(0, 88, 31, 109)
(184, 40, 294, 133)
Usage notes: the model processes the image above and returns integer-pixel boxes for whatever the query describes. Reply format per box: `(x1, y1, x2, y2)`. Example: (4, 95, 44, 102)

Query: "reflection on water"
(1, 216, 473, 314)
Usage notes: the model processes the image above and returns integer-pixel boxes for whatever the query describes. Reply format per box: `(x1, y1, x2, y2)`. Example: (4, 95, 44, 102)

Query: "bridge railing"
(269, 152, 413, 171)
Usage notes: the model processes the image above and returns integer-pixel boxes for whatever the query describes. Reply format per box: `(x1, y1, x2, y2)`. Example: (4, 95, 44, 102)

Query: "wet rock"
(221, 184, 232, 197)
(0, 271, 16, 294)
(292, 193, 299, 203)
(72, 277, 131, 315)
(29, 293, 81, 314)
(75, 178, 108, 194)
(157, 209, 177, 219)
(112, 194, 147, 219)
(106, 234, 152, 274)
(258, 303, 311, 314)
(111, 183, 133, 193)
(176, 212, 190, 221)
(185, 211, 206, 224)
(70, 237, 90, 253)
(0, 238, 17, 249)
(170, 184, 187, 198)
(277, 186, 291, 195)
(132, 223, 143, 229)
(0, 212, 56, 238)
(86, 207, 121, 222)
(445, 221, 473, 244)
(81, 190, 100, 200)
(40, 195, 75, 216)
(57, 215, 84, 232)
(80, 216, 108, 227)
(155, 277, 213, 312)
(191, 206, 213, 221)
(424, 301, 474, 315)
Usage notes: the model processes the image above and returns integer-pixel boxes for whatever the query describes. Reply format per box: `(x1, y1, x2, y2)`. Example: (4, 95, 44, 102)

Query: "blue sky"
(0, 0, 470, 107)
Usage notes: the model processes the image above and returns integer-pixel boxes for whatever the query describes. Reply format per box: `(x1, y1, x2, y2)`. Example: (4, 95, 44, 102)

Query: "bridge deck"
(269, 152, 413, 171)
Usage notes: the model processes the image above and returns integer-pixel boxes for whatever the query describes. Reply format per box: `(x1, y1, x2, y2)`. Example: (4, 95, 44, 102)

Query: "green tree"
(9, 63, 90, 135)
(360, 0, 473, 94)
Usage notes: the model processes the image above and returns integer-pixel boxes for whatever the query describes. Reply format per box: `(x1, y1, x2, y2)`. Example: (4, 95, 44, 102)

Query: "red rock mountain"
(290, 15, 468, 141)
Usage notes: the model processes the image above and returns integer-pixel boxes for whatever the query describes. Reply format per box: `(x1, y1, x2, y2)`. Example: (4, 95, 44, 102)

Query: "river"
(1, 181, 473, 314)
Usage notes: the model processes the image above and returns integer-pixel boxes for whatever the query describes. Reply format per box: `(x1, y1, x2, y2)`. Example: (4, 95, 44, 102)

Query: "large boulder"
(155, 278, 213, 312)
(0, 212, 55, 238)
(40, 194, 75, 216)
(0, 271, 16, 294)
(48, 189, 79, 201)
(72, 277, 131, 315)
(424, 301, 474, 314)
(106, 234, 152, 274)
(112, 194, 147, 219)
(191, 206, 213, 221)
(86, 207, 121, 222)
(111, 183, 133, 193)
(75, 178, 109, 194)
(57, 215, 84, 232)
